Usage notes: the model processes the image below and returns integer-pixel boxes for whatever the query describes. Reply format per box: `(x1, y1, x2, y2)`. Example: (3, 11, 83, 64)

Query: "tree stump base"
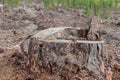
(11, 26, 107, 80)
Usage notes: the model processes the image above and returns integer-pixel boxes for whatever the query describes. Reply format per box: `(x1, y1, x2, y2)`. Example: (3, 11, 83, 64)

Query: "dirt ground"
(0, 2, 120, 80)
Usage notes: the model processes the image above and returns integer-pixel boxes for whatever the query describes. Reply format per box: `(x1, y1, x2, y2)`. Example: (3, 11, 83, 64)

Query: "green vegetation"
(3, 0, 120, 16)
(4, 0, 20, 6)
(4, 0, 42, 6)
(43, 0, 120, 16)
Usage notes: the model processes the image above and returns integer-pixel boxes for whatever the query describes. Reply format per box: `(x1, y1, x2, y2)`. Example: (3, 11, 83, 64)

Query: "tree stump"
(13, 18, 106, 80)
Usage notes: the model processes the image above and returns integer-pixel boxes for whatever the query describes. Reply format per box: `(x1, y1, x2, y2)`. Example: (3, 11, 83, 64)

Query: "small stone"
(116, 52, 120, 57)
(0, 48, 4, 53)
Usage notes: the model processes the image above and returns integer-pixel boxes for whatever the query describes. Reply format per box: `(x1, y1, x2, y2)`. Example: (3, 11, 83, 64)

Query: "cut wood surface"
(33, 27, 84, 39)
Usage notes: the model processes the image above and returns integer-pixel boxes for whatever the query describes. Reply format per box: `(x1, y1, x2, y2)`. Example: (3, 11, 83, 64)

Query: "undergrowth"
(43, 0, 120, 16)
(3, 0, 120, 16)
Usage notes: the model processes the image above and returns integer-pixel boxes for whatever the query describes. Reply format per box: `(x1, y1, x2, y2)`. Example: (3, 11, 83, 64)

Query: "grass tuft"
(4, 0, 20, 6)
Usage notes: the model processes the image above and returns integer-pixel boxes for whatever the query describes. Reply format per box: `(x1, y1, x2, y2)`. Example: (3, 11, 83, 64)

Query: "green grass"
(43, 0, 120, 16)
(4, 0, 20, 6)
(3, 0, 120, 16)
(4, 0, 42, 6)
